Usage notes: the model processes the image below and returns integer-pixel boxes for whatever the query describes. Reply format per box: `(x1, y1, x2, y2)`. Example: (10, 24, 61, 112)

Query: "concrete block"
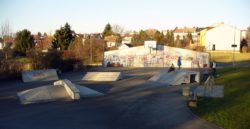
(54, 79, 80, 100)
(22, 69, 58, 83)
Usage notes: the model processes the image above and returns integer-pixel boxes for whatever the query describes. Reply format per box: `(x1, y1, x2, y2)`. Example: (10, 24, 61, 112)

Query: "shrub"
(26, 50, 62, 70)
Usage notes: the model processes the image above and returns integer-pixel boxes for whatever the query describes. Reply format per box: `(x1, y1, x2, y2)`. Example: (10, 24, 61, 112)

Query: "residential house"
(33, 35, 53, 50)
(198, 22, 224, 47)
(121, 33, 133, 44)
(204, 24, 241, 51)
(104, 35, 120, 48)
(0, 37, 14, 49)
(174, 27, 198, 42)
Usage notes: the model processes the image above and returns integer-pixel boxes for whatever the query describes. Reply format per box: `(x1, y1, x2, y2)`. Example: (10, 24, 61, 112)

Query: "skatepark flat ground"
(0, 67, 220, 129)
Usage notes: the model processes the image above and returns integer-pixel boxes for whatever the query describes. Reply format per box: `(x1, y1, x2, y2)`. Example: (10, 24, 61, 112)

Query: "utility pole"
(102, 40, 105, 67)
(90, 36, 93, 64)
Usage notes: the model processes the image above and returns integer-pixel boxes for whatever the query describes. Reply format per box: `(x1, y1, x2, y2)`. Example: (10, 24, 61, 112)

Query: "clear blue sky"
(0, 0, 250, 34)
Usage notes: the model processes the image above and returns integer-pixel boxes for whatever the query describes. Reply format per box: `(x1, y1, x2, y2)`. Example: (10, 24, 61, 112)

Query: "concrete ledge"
(54, 79, 80, 100)
(194, 85, 224, 98)
(82, 72, 122, 81)
(22, 69, 59, 83)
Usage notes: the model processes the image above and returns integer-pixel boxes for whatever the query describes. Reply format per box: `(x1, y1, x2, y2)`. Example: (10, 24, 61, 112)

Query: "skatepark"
(0, 67, 221, 129)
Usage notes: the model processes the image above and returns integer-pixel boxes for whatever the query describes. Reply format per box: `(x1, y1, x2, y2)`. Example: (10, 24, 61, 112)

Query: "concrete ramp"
(82, 72, 122, 81)
(75, 84, 104, 97)
(149, 70, 200, 85)
(22, 69, 59, 83)
(17, 85, 69, 104)
(17, 79, 104, 104)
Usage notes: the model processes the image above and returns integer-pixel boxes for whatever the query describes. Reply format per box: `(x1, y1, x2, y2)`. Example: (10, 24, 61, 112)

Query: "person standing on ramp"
(178, 56, 182, 70)
(212, 61, 216, 77)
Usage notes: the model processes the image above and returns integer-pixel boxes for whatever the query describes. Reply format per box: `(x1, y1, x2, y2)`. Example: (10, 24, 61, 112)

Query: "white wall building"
(205, 24, 241, 51)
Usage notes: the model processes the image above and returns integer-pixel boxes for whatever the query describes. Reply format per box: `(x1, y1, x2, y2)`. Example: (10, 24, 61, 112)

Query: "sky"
(0, 0, 250, 34)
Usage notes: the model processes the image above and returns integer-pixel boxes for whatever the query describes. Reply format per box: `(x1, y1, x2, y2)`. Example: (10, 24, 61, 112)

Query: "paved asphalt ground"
(0, 67, 221, 129)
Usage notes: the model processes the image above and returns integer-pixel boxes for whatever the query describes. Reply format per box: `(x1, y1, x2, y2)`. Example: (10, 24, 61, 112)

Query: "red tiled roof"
(174, 29, 185, 33)
(3, 37, 14, 43)
(174, 28, 196, 33)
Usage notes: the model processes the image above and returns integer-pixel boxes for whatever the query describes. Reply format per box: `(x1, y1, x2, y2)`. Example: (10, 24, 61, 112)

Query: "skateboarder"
(177, 56, 182, 70)
(212, 61, 216, 77)
(168, 63, 175, 72)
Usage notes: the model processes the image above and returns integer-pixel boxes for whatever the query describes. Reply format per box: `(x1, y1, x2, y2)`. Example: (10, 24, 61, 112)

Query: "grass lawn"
(210, 52, 250, 63)
(192, 68, 250, 129)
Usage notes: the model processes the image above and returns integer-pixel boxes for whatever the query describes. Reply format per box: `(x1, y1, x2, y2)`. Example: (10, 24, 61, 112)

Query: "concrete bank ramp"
(17, 79, 104, 104)
(17, 85, 69, 104)
(22, 69, 59, 83)
(82, 72, 122, 81)
(149, 70, 200, 85)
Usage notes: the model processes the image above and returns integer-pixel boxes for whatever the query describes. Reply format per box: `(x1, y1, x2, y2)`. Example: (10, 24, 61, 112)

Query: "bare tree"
(112, 24, 125, 35)
(1, 21, 11, 38)
(0, 21, 13, 60)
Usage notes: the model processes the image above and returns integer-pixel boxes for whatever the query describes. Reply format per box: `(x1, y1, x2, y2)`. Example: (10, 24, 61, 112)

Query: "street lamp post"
(232, 26, 236, 67)
(102, 40, 105, 67)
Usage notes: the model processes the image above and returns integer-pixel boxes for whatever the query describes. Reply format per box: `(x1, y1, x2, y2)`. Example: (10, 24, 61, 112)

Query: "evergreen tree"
(102, 23, 113, 38)
(131, 33, 141, 46)
(187, 32, 193, 44)
(154, 31, 161, 43)
(154, 31, 167, 45)
(37, 32, 42, 37)
(170, 30, 175, 46)
(53, 22, 75, 50)
(139, 30, 150, 41)
(175, 35, 181, 47)
(14, 29, 34, 55)
(166, 30, 175, 47)
(43, 32, 47, 37)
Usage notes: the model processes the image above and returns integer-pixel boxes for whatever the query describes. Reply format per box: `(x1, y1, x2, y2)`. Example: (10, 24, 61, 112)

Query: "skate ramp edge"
(75, 84, 104, 97)
(149, 70, 200, 85)
(82, 72, 123, 81)
(22, 69, 59, 83)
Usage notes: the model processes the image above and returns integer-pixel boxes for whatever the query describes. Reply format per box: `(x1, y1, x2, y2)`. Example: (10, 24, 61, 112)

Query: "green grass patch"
(192, 68, 250, 129)
(211, 52, 250, 63)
